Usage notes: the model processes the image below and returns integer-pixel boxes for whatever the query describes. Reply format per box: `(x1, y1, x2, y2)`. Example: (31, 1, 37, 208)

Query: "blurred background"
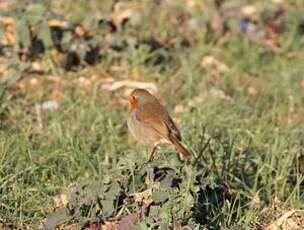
(1, 0, 304, 229)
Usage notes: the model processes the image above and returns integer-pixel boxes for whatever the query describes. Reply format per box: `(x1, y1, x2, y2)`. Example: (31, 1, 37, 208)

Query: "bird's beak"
(128, 95, 137, 109)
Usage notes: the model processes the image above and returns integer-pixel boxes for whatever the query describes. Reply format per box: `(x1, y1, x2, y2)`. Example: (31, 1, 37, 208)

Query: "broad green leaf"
(42, 208, 70, 230)
(25, 3, 46, 25)
(37, 21, 53, 48)
(14, 19, 31, 48)
(152, 189, 169, 204)
(101, 199, 114, 217)
(105, 181, 121, 199)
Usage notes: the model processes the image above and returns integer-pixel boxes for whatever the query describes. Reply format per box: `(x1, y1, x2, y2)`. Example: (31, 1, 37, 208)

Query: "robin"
(127, 88, 191, 162)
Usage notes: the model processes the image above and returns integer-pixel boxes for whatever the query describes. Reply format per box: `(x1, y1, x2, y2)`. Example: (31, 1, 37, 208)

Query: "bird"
(127, 88, 191, 162)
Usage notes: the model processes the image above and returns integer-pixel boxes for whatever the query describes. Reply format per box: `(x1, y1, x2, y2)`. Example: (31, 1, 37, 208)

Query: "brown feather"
(127, 88, 191, 161)
(168, 134, 191, 161)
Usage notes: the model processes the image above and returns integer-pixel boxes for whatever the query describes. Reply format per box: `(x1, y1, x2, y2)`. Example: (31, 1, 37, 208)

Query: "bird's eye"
(132, 96, 136, 100)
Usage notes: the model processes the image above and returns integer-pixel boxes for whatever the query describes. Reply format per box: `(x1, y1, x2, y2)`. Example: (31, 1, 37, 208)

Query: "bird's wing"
(137, 102, 181, 141)
(164, 113, 182, 141)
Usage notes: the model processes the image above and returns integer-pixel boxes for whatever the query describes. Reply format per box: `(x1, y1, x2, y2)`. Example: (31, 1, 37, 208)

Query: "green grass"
(1, 1, 304, 229)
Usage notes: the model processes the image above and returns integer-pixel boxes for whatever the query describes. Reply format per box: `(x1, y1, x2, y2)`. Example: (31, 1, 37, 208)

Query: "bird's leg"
(147, 145, 158, 163)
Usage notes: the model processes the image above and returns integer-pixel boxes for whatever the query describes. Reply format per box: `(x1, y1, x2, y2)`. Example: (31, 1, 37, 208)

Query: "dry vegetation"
(1, 0, 304, 229)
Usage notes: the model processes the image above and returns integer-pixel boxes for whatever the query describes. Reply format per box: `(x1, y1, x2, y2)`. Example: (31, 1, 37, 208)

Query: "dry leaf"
(263, 210, 304, 230)
(247, 86, 258, 96)
(112, 2, 135, 26)
(75, 25, 86, 38)
(187, 93, 207, 107)
(186, 0, 197, 9)
(102, 80, 158, 95)
(272, 0, 283, 3)
(48, 19, 69, 28)
(73, 77, 92, 88)
(210, 88, 231, 101)
(5, 23, 14, 44)
(40, 100, 59, 110)
(32, 60, 44, 72)
(241, 5, 257, 17)
(102, 221, 117, 230)
(174, 104, 185, 114)
(117, 213, 140, 230)
(201, 56, 229, 75)
(57, 223, 77, 230)
(0, 16, 14, 24)
(130, 188, 154, 206)
(0, 16, 14, 45)
(85, 223, 100, 230)
(53, 194, 68, 208)
(250, 191, 261, 206)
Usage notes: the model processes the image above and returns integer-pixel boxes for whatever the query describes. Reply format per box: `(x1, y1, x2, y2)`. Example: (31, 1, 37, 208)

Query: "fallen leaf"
(102, 221, 117, 230)
(117, 213, 140, 230)
(210, 88, 231, 101)
(40, 100, 59, 111)
(48, 19, 69, 28)
(85, 223, 100, 230)
(152, 188, 169, 204)
(174, 104, 184, 114)
(53, 193, 68, 208)
(247, 86, 258, 96)
(201, 56, 229, 76)
(5, 22, 14, 44)
(72, 77, 92, 88)
(131, 188, 153, 204)
(102, 80, 158, 95)
(57, 223, 77, 230)
(250, 191, 261, 206)
(0, 16, 14, 24)
(241, 5, 257, 17)
(187, 94, 206, 107)
(263, 210, 303, 230)
(40, 208, 71, 230)
(32, 60, 44, 72)
(74, 25, 86, 38)
(112, 2, 137, 27)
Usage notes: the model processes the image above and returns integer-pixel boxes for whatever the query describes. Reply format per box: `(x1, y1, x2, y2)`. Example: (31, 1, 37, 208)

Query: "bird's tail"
(169, 136, 192, 161)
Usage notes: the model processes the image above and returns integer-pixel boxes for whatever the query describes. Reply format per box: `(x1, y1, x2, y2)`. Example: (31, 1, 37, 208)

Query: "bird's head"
(128, 88, 155, 109)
